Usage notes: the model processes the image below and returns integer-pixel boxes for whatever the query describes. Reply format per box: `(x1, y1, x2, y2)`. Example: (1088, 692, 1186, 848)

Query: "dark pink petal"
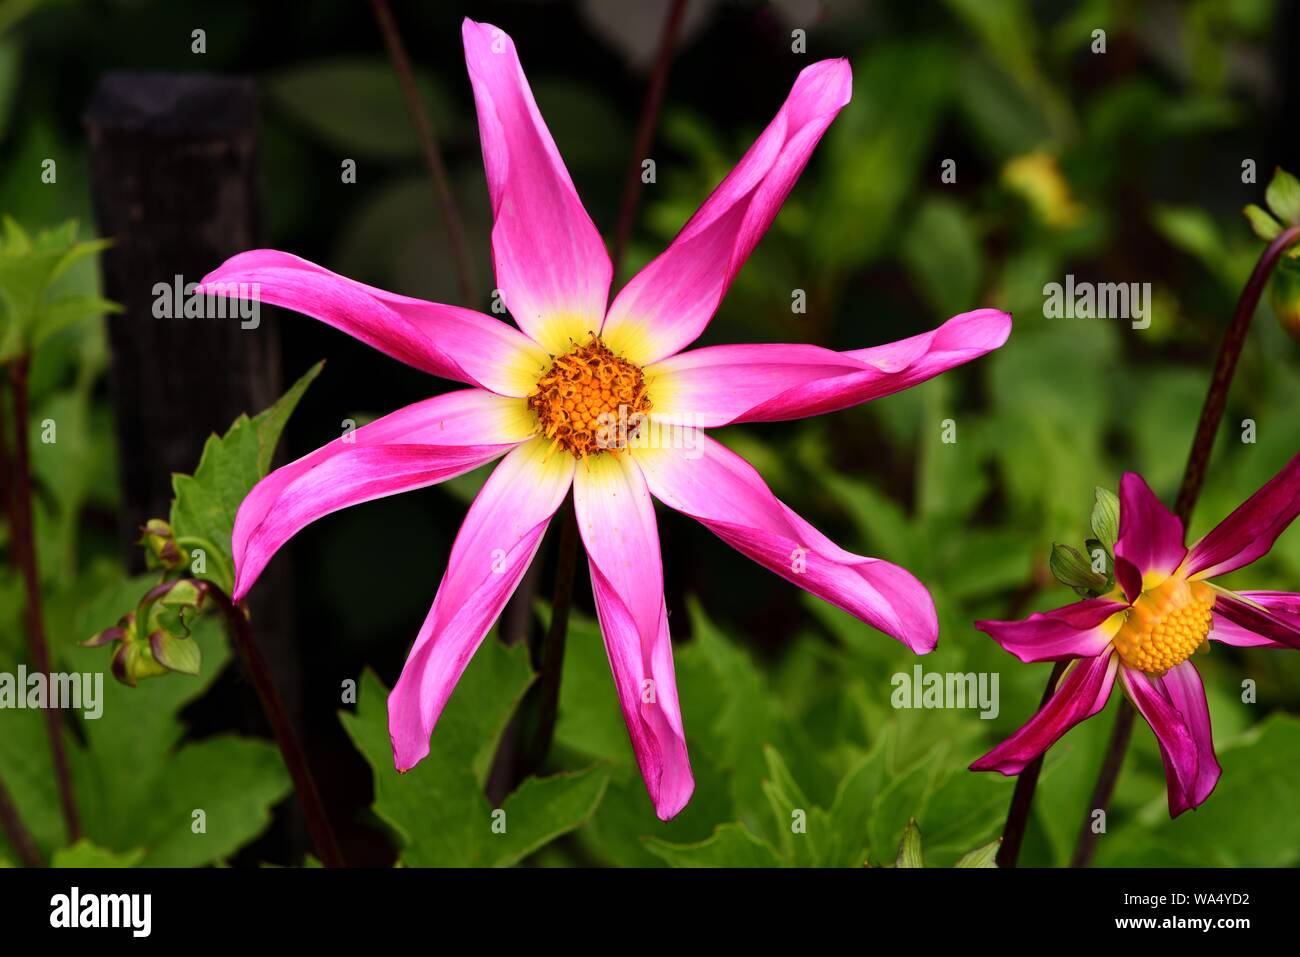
(632, 436, 937, 653)
(574, 453, 693, 820)
(462, 19, 611, 354)
(388, 438, 575, 771)
(1121, 665, 1217, 817)
(1159, 663, 1222, 815)
(970, 651, 1118, 775)
(231, 390, 535, 601)
(1113, 472, 1187, 595)
(1211, 589, 1300, 650)
(1210, 590, 1300, 648)
(1113, 556, 1144, 606)
(600, 59, 852, 365)
(975, 596, 1127, 663)
(646, 309, 1011, 426)
(200, 251, 549, 396)
(1184, 451, 1300, 580)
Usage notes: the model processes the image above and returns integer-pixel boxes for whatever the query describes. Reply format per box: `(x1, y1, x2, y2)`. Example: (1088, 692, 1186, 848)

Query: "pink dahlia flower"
(972, 456, 1300, 816)
(203, 19, 1011, 819)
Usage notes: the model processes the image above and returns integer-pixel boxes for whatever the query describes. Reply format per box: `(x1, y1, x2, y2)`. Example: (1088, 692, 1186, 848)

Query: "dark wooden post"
(85, 73, 279, 545)
(85, 74, 305, 854)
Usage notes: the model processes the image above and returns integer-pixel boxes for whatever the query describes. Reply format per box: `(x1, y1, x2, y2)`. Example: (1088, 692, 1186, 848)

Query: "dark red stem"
(2, 356, 81, 842)
(522, 0, 689, 777)
(207, 585, 345, 868)
(1070, 222, 1300, 868)
(370, 0, 477, 304)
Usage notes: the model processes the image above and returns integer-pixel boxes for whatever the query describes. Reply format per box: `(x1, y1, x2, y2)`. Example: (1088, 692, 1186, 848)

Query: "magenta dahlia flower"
(203, 18, 1011, 819)
(972, 456, 1300, 816)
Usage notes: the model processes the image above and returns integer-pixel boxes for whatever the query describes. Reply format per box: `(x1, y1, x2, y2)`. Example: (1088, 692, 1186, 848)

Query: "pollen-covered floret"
(527, 335, 652, 458)
(1112, 575, 1215, 674)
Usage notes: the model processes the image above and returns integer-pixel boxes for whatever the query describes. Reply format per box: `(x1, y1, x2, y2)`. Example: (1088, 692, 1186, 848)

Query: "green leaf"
(901, 197, 983, 319)
(0, 577, 293, 867)
(268, 59, 459, 161)
(1151, 205, 1222, 263)
(1098, 714, 1300, 866)
(51, 840, 144, 868)
(761, 746, 822, 865)
(170, 361, 323, 591)
(896, 818, 924, 867)
(134, 736, 292, 867)
(149, 631, 202, 676)
(33, 294, 120, 349)
(645, 823, 783, 868)
(811, 41, 955, 270)
(1090, 486, 1120, 551)
(954, 838, 1001, 868)
(1243, 203, 1282, 242)
(0, 219, 113, 360)
(553, 606, 636, 761)
(1265, 167, 1300, 226)
(680, 600, 824, 846)
(248, 361, 325, 477)
(340, 642, 609, 866)
(867, 742, 948, 865)
(1049, 542, 1107, 594)
(490, 767, 612, 867)
(825, 735, 891, 866)
(919, 768, 1012, 865)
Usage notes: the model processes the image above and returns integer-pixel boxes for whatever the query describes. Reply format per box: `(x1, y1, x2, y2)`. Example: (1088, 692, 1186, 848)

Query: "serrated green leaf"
(249, 361, 325, 476)
(170, 361, 323, 591)
(867, 741, 948, 865)
(489, 765, 611, 867)
(51, 840, 144, 868)
(0, 220, 114, 358)
(133, 735, 291, 867)
(341, 641, 609, 866)
(825, 731, 893, 866)
(644, 823, 783, 868)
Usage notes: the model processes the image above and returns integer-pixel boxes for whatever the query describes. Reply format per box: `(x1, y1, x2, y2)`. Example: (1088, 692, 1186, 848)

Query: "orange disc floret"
(527, 335, 652, 458)
(1112, 575, 1215, 675)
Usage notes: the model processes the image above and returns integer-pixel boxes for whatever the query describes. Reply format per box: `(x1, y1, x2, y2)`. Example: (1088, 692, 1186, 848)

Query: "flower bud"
(82, 579, 208, 686)
(137, 518, 188, 571)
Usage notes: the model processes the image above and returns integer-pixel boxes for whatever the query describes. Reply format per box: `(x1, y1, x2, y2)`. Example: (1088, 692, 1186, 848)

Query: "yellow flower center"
(1111, 574, 1215, 674)
(527, 335, 651, 459)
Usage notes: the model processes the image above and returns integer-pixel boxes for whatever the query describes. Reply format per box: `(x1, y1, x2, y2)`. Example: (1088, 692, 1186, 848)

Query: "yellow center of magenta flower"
(527, 335, 652, 458)
(1111, 574, 1215, 674)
